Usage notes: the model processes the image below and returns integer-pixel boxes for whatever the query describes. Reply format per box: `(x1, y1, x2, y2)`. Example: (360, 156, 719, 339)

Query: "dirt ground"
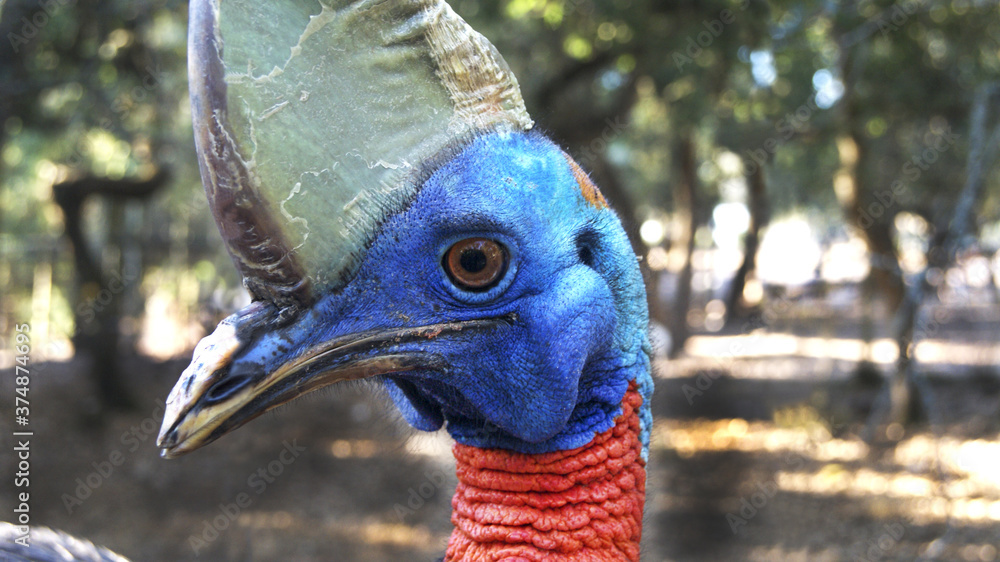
(2, 310, 1000, 561)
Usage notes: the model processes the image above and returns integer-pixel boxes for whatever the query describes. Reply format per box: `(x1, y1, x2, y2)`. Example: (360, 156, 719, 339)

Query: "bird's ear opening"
(384, 378, 445, 432)
(575, 228, 599, 269)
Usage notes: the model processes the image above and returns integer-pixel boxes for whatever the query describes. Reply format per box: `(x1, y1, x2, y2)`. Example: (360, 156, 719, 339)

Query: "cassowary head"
(159, 0, 651, 558)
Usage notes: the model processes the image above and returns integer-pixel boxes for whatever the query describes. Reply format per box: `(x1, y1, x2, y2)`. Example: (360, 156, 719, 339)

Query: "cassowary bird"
(160, 0, 653, 559)
(4, 0, 652, 559)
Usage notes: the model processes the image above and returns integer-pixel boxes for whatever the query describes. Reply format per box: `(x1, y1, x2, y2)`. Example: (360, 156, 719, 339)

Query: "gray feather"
(0, 523, 129, 562)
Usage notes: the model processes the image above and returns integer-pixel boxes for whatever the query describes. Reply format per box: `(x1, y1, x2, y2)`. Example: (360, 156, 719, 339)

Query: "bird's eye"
(443, 238, 508, 292)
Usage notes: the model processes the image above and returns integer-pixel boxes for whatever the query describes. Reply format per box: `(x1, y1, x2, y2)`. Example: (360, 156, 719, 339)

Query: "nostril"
(205, 374, 252, 404)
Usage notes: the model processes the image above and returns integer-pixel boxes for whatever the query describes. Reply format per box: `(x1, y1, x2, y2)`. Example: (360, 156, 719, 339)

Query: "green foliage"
(464, 0, 1000, 227)
(0, 0, 239, 347)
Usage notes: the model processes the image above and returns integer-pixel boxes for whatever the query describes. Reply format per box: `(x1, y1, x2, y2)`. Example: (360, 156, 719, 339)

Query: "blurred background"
(2, 0, 1000, 560)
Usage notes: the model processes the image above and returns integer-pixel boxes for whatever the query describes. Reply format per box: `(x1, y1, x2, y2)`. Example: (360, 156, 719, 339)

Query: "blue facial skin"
(234, 131, 652, 457)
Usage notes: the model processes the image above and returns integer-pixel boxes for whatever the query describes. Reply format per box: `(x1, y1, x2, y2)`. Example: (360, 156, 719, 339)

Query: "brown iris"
(443, 238, 508, 292)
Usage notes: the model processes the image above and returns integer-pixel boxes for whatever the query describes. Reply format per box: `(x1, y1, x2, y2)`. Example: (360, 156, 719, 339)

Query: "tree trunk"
(834, 132, 906, 318)
(836, 126, 911, 429)
(53, 171, 169, 412)
(884, 83, 1000, 427)
(725, 163, 768, 324)
(669, 134, 699, 357)
(833, 44, 905, 374)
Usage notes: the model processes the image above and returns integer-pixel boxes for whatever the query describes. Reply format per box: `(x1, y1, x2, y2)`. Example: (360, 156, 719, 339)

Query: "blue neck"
(439, 330, 652, 457)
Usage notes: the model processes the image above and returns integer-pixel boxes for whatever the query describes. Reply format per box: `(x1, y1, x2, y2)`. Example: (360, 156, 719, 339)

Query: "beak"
(157, 301, 506, 459)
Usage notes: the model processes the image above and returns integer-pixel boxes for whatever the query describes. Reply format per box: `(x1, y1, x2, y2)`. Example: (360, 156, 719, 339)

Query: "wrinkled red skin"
(447, 381, 645, 561)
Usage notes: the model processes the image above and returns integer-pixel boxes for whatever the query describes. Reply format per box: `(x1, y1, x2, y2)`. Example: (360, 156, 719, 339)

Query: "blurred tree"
(725, 163, 769, 321)
(53, 171, 169, 409)
(0, 0, 210, 410)
(824, 1, 1000, 427)
(883, 83, 1000, 428)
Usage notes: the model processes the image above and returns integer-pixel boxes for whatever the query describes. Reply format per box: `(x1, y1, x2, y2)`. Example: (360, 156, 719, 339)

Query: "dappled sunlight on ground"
(651, 415, 1000, 526)
(686, 333, 1000, 369)
(651, 418, 863, 460)
(646, 411, 1000, 560)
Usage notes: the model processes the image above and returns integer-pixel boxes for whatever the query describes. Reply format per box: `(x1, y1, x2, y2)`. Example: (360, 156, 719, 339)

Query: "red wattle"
(446, 381, 646, 561)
